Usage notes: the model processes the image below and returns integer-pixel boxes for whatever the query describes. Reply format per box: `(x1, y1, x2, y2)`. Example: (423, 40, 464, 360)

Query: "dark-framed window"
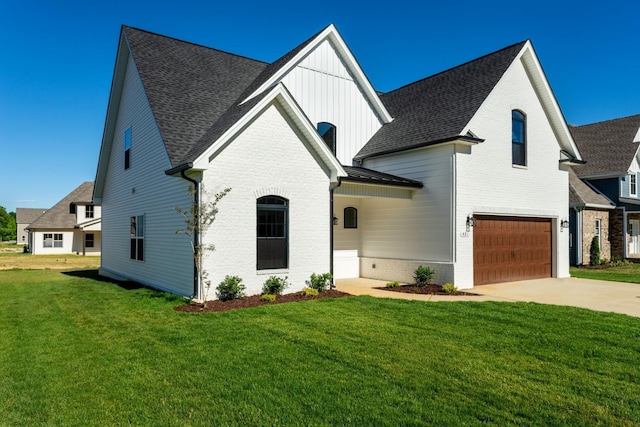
(85, 233, 95, 248)
(69, 203, 76, 214)
(317, 122, 336, 156)
(257, 196, 288, 270)
(124, 127, 131, 170)
(344, 207, 357, 229)
(130, 215, 144, 261)
(631, 174, 637, 197)
(86, 205, 94, 219)
(512, 110, 526, 166)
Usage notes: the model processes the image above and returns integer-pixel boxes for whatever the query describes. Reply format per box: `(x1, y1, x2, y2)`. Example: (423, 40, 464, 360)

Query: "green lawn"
(1, 269, 639, 426)
(571, 263, 640, 283)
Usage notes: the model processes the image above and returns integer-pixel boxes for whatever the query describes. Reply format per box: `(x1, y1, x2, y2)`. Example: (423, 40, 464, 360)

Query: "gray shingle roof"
(570, 114, 640, 178)
(342, 166, 423, 188)
(355, 41, 527, 159)
(15, 208, 48, 225)
(568, 168, 614, 208)
(28, 182, 95, 230)
(124, 27, 268, 167)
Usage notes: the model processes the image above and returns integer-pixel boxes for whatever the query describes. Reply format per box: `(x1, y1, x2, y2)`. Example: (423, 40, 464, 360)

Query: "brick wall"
(581, 209, 611, 264)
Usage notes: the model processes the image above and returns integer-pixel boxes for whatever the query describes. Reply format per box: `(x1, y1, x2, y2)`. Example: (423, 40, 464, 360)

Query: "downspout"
(622, 206, 628, 259)
(179, 169, 200, 300)
(329, 178, 343, 279)
(575, 207, 583, 266)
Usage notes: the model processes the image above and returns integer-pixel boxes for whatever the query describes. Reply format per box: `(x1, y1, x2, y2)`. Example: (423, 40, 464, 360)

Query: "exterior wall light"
(333, 216, 338, 226)
(466, 215, 476, 229)
(561, 219, 570, 230)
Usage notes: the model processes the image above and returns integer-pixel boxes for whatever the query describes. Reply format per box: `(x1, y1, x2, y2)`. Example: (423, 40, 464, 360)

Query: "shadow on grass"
(62, 269, 190, 304)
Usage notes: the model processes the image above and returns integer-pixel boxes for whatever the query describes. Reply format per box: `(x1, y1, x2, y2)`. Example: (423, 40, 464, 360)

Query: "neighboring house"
(568, 168, 615, 265)
(570, 114, 640, 261)
(15, 208, 47, 246)
(27, 182, 101, 255)
(94, 25, 582, 299)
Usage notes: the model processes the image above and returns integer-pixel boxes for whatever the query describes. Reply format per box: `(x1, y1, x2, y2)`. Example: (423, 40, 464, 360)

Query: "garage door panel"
(474, 216, 552, 286)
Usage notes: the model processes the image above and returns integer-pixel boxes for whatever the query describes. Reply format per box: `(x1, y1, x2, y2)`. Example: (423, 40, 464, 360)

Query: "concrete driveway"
(335, 277, 640, 318)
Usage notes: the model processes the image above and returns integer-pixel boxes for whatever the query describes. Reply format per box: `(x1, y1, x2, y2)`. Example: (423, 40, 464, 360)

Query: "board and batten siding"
(99, 52, 194, 296)
(362, 145, 454, 262)
(281, 39, 383, 165)
(455, 54, 571, 287)
(202, 102, 332, 297)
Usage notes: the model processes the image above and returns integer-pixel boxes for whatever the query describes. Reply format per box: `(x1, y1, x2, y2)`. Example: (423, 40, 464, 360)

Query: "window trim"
(44, 233, 63, 248)
(595, 218, 601, 247)
(344, 207, 358, 229)
(85, 205, 94, 219)
(124, 127, 131, 170)
(130, 215, 144, 261)
(85, 233, 95, 248)
(256, 196, 289, 270)
(631, 174, 637, 197)
(512, 110, 526, 166)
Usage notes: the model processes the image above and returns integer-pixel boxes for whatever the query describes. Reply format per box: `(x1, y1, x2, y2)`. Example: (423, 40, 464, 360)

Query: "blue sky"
(1, 0, 639, 212)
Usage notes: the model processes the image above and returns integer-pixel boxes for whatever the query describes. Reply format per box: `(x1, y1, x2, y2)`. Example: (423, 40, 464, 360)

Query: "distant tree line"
(0, 206, 17, 241)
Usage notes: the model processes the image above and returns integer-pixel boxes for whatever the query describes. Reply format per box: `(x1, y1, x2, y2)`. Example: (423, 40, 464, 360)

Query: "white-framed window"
(125, 127, 132, 170)
(44, 233, 63, 248)
(86, 205, 94, 219)
(631, 174, 637, 197)
(595, 218, 601, 246)
(130, 215, 144, 261)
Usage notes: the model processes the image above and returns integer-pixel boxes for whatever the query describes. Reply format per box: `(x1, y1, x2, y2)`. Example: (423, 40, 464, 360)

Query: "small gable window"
(344, 207, 357, 229)
(317, 122, 336, 156)
(512, 110, 526, 166)
(125, 127, 132, 170)
(257, 196, 288, 270)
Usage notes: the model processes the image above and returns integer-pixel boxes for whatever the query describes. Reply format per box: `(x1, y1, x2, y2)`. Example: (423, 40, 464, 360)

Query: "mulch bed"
(174, 289, 351, 313)
(376, 284, 478, 296)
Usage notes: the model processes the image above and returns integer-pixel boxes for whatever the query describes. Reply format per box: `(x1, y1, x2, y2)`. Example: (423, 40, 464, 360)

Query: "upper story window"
(631, 174, 637, 197)
(317, 122, 336, 156)
(124, 127, 132, 170)
(69, 203, 76, 214)
(257, 196, 288, 270)
(344, 207, 357, 229)
(512, 110, 526, 166)
(86, 205, 94, 219)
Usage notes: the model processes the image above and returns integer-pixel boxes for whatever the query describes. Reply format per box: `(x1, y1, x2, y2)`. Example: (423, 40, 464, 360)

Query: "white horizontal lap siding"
(31, 230, 75, 254)
(100, 53, 193, 296)
(456, 57, 570, 286)
(203, 103, 331, 297)
(282, 40, 383, 165)
(362, 145, 454, 262)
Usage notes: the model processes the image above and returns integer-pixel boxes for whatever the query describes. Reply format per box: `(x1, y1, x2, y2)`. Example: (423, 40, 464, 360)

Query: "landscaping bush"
(307, 272, 334, 292)
(414, 265, 435, 287)
(260, 294, 276, 302)
(302, 287, 319, 297)
(590, 237, 601, 266)
(442, 283, 458, 294)
(215, 275, 246, 301)
(262, 276, 289, 295)
(386, 281, 401, 288)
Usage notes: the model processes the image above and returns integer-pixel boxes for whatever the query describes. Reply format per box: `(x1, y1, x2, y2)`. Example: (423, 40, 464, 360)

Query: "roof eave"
(338, 176, 423, 189)
(355, 135, 484, 161)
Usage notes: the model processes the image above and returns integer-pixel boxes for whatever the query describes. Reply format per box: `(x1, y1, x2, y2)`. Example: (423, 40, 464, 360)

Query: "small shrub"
(262, 276, 289, 295)
(215, 275, 246, 301)
(414, 265, 435, 287)
(260, 294, 276, 302)
(442, 283, 458, 294)
(590, 237, 601, 266)
(302, 287, 319, 297)
(386, 281, 401, 288)
(307, 272, 334, 292)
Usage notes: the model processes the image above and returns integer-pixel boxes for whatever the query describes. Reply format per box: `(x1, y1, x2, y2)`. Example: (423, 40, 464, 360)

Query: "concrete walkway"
(335, 277, 640, 318)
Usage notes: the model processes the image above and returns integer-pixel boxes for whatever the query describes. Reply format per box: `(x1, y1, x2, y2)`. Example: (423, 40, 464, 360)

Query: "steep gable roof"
(570, 114, 640, 178)
(355, 41, 527, 159)
(569, 168, 615, 208)
(123, 27, 268, 167)
(28, 182, 95, 230)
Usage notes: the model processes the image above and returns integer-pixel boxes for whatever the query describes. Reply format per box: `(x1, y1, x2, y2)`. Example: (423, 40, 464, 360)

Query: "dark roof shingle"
(342, 166, 423, 188)
(570, 114, 640, 178)
(568, 168, 614, 208)
(355, 41, 527, 159)
(28, 182, 95, 230)
(16, 208, 48, 225)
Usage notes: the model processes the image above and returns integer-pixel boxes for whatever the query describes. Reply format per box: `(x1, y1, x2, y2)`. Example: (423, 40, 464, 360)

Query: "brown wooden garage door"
(474, 216, 552, 286)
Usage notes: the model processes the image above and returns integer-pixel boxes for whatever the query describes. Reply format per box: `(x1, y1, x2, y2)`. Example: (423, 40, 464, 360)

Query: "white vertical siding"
(455, 56, 572, 287)
(99, 53, 194, 296)
(202, 102, 331, 297)
(362, 145, 455, 262)
(281, 40, 383, 165)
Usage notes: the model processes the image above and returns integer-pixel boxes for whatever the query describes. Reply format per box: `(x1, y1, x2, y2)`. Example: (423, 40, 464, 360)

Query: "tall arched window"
(317, 122, 336, 156)
(512, 110, 526, 166)
(257, 196, 288, 270)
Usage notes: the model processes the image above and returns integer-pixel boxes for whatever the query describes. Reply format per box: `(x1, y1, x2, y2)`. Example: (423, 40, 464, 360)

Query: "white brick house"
(94, 25, 582, 299)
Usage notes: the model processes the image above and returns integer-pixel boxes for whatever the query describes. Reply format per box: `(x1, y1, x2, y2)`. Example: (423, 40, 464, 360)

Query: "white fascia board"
(518, 42, 583, 162)
(619, 197, 640, 206)
(94, 30, 130, 202)
(192, 83, 347, 182)
(241, 24, 392, 124)
(634, 126, 640, 143)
